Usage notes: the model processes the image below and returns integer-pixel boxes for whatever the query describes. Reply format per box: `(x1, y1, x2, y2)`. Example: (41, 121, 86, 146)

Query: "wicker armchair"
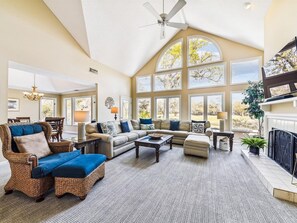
(0, 122, 73, 202)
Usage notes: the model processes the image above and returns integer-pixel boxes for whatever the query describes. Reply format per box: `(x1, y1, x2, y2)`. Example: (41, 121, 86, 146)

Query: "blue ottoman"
(52, 154, 106, 200)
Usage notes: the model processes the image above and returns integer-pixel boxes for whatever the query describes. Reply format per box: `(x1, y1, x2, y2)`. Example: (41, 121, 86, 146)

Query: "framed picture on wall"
(8, 98, 20, 111)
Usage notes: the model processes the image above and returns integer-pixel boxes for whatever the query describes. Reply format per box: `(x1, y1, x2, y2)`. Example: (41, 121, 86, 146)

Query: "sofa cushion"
(113, 135, 129, 146)
(179, 121, 191, 132)
(154, 130, 189, 138)
(115, 121, 122, 134)
(170, 120, 180, 131)
(161, 120, 170, 130)
(14, 132, 52, 159)
(192, 123, 205, 133)
(120, 121, 130, 133)
(131, 119, 140, 130)
(52, 154, 106, 178)
(10, 124, 43, 152)
(184, 135, 210, 147)
(191, 120, 210, 132)
(141, 124, 155, 130)
(131, 130, 146, 138)
(140, 118, 152, 124)
(101, 121, 117, 137)
(31, 150, 81, 179)
(153, 120, 162, 129)
(96, 123, 103, 133)
(120, 132, 138, 141)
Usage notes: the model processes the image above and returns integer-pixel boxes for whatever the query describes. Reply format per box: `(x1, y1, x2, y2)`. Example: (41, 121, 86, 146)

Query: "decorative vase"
(249, 146, 260, 155)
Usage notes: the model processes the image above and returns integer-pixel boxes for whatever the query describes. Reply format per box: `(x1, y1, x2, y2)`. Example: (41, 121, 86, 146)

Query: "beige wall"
(264, 0, 297, 62)
(0, 0, 130, 161)
(132, 27, 263, 129)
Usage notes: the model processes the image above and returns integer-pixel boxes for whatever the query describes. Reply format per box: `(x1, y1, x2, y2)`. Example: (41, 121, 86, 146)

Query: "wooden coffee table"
(134, 135, 173, 163)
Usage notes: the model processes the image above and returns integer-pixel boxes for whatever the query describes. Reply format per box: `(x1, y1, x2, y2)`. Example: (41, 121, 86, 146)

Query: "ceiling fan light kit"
(143, 0, 188, 39)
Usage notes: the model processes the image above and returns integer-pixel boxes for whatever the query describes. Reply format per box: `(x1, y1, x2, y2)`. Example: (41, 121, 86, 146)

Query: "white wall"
(0, 0, 131, 161)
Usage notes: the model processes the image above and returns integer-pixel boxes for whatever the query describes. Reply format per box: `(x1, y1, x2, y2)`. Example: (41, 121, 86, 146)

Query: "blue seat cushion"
(140, 118, 152, 124)
(10, 124, 43, 153)
(32, 150, 81, 179)
(52, 154, 106, 178)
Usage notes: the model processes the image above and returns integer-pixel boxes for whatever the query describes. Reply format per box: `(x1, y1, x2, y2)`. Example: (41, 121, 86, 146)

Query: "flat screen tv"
(262, 37, 297, 100)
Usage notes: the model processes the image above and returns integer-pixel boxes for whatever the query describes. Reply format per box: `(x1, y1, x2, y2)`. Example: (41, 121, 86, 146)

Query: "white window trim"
(188, 92, 225, 121)
(136, 97, 152, 119)
(187, 62, 227, 90)
(155, 38, 183, 72)
(39, 97, 57, 120)
(230, 56, 262, 85)
(187, 35, 223, 67)
(136, 74, 152, 93)
(154, 95, 181, 120)
(153, 70, 183, 92)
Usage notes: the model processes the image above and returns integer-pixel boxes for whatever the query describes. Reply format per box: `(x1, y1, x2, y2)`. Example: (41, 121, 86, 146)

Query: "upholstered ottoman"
(184, 135, 210, 158)
(52, 154, 106, 200)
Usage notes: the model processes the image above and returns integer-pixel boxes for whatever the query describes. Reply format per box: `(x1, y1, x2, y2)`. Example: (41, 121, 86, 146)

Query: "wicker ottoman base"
(55, 163, 105, 200)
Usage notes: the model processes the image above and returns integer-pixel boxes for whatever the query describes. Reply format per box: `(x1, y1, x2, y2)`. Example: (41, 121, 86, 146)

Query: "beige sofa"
(85, 120, 212, 159)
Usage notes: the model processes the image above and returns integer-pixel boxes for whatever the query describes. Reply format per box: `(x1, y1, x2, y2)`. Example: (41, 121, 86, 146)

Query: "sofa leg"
(35, 195, 45, 202)
(4, 190, 13, 195)
(79, 195, 87, 201)
(56, 194, 65, 199)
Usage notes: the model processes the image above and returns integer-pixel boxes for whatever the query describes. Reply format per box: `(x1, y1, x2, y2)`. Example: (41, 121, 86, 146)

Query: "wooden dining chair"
(16, 117, 31, 123)
(45, 117, 65, 142)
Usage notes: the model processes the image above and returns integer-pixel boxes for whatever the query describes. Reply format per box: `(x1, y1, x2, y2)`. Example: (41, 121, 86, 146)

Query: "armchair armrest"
(205, 128, 213, 137)
(5, 151, 37, 167)
(49, 141, 73, 153)
(88, 133, 112, 143)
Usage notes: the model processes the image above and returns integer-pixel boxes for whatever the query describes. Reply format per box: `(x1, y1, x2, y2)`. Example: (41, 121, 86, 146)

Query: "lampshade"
(217, 112, 228, 120)
(74, 111, 90, 123)
(111, 107, 118, 114)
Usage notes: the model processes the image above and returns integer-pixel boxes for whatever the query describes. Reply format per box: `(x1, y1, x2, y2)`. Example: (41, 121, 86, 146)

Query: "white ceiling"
(44, 0, 272, 76)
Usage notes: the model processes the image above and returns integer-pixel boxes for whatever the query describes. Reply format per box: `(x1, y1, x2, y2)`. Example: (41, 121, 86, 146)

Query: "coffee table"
(134, 135, 173, 163)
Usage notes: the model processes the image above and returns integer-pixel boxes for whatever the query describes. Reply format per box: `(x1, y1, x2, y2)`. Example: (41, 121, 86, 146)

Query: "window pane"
(137, 98, 151, 118)
(137, 76, 151, 93)
(156, 98, 167, 120)
(65, 98, 72, 125)
(121, 99, 130, 120)
(207, 95, 222, 128)
(231, 93, 258, 131)
(190, 96, 204, 121)
(154, 71, 182, 91)
(168, 97, 180, 120)
(74, 97, 92, 123)
(231, 59, 260, 84)
(157, 40, 182, 71)
(188, 64, 225, 89)
(40, 98, 55, 120)
(188, 37, 221, 66)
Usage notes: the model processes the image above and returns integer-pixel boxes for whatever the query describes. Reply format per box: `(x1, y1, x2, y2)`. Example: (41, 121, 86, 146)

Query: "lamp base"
(77, 122, 86, 141)
(219, 120, 225, 132)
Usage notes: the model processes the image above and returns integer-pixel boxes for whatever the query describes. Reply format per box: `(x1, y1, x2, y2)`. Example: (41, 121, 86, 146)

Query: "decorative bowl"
(148, 133, 163, 140)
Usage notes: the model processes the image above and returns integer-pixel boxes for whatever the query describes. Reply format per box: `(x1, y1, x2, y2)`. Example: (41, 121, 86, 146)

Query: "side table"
(63, 137, 100, 154)
(213, 130, 234, 151)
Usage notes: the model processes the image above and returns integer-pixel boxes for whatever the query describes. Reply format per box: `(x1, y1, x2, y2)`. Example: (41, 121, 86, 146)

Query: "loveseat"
(85, 120, 212, 159)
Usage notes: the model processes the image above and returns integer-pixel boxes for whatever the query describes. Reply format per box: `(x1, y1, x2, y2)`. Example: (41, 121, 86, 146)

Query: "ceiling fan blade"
(166, 0, 186, 21)
(143, 2, 162, 21)
(160, 25, 165, 39)
(138, 23, 158, 30)
(167, 22, 188, 30)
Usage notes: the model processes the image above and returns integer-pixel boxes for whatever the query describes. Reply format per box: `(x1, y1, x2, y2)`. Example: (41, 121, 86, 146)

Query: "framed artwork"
(120, 96, 131, 120)
(8, 98, 20, 111)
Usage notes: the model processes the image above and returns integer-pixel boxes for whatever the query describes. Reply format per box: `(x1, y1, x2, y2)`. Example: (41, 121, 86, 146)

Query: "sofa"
(85, 120, 212, 159)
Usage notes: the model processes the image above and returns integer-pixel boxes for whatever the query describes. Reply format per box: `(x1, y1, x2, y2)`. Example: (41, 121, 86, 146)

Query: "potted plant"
(241, 136, 267, 155)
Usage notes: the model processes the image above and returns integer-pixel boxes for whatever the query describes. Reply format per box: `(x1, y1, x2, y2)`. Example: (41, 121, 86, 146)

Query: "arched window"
(188, 36, 222, 66)
(156, 39, 183, 71)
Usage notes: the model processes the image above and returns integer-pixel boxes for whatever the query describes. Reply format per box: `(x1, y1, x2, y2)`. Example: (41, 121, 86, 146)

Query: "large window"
(190, 94, 223, 128)
(154, 71, 182, 91)
(136, 75, 151, 93)
(155, 96, 180, 120)
(157, 39, 182, 71)
(137, 98, 151, 119)
(231, 92, 258, 132)
(40, 98, 56, 120)
(65, 98, 72, 125)
(231, 57, 261, 84)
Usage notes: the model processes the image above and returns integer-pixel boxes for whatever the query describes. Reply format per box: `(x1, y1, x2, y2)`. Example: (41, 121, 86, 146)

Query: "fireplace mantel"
(260, 96, 297, 112)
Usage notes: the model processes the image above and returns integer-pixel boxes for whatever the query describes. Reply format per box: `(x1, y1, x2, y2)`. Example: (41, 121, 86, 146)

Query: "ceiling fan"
(142, 0, 188, 39)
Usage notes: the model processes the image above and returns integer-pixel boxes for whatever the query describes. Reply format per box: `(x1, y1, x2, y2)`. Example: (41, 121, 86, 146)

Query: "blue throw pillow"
(97, 123, 103, 133)
(170, 121, 180, 131)
(140, 118, 152, 124)
(121, 121, 130, 133)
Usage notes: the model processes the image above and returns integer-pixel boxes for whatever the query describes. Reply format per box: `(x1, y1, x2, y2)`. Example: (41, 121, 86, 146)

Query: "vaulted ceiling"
(44, 0, 272, 76)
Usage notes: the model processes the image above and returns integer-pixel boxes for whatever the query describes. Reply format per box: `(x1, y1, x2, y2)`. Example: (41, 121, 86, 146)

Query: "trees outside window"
(155, 96, 180, 120)
(40, 98, 56, 120)
(137, 98, 151, 119)
(157, 40, 182, 71)
(136, 75, 151, 93)
(154, 71, 182, 91)
(65, 98, 72, 125)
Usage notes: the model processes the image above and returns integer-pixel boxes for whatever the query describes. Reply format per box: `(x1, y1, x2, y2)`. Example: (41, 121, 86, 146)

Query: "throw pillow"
(100, 121, 117, 137)
(97, 123, 103, 133)
(191, 120, 207, 133)
(170, 120, 180, 131)
(140, 118, 153, 124)
(120, 121, 130, 133)
(192, 123, 205, 133)
(14, 132, 52, 159)
(140, 124, 155, 130)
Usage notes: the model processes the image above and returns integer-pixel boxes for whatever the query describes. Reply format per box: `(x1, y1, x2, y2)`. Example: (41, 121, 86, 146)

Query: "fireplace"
(268, 128, 297, 177)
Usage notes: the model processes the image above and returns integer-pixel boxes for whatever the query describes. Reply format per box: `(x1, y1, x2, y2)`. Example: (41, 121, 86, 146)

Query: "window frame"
(153, 69, 183, 92)
(155, 38, 183, 72)
(39, 97, 57, 120)
(136, 97, 152, 119)
(154, 95, 181, 120)
(230, 56, 262, 85)
(187, 62, 226, 89)
(136, 74, 152, 93)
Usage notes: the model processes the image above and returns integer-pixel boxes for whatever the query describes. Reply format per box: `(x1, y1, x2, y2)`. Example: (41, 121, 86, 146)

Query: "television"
(262, 37, 297, 100)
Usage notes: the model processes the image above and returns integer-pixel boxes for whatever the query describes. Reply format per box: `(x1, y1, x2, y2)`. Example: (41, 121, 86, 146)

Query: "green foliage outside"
(138, 99, 151, 118)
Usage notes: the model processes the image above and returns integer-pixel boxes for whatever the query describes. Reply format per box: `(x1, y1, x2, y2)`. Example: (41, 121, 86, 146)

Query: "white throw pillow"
(192, 123, 204, 133)
(100, 121, 118, 137)
(140, 124, 155, 130)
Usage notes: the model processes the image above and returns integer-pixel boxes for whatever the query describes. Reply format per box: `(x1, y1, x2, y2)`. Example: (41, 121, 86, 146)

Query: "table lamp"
(217, 112, 228, 132)
(74, 110, 90, 140)
(111, 107, 118, 120)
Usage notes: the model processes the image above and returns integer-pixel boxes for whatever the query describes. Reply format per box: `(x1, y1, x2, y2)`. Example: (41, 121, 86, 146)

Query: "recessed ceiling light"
(244, 2, 252, 10)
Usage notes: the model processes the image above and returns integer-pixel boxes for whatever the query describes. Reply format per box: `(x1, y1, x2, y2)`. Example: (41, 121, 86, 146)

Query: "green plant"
(241, 136, 267, 150)
(242, 81, 265, 136)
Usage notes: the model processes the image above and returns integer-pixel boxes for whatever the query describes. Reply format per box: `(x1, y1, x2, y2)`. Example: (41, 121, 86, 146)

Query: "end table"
(212, 130, 234, 151)
(63, 137, 100, 154)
